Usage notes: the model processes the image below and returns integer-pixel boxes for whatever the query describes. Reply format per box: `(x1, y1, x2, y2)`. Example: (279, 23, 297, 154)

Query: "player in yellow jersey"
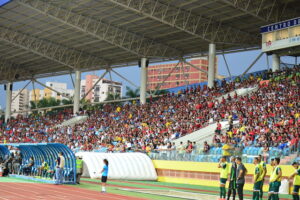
(289, 162, 300, 200)
(258, 155, 267, 200)
(218, 156, 229, 200)
(253, 157, 263, 200)
(268, 157, 282, 200)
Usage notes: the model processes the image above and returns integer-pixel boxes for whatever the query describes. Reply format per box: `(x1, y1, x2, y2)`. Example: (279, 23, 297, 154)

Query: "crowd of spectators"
(0, 66, 299, 162)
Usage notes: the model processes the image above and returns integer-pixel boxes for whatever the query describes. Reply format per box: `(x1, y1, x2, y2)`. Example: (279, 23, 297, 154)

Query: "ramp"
(55, 115, 88, 128)
(173, 120, 239, 147)
(216, 85, 258, 102)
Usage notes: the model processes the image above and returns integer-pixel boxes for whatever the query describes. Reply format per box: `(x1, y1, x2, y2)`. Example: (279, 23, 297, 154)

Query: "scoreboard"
(261, 17, 300, 52)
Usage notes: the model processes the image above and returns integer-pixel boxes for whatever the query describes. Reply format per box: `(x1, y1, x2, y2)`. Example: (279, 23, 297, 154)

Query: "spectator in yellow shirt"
(222, 142, 233, 161)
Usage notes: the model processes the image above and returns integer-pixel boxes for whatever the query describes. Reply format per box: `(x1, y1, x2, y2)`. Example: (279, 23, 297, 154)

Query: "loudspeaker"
(4, 84, 13, 91)
(15, 74, 20, 80)
(138, 59, 149, 68)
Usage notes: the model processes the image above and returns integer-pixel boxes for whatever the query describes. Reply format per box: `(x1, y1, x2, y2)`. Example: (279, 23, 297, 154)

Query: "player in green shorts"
(253, 157, 263, 200)
(289, 162, 300, 200)
(258, 155, 267, 200)
(227, 156, 237, 200)
(268, 158, 275, 200)
(218, 156, 229, 200)
(269, 157, 282, 200)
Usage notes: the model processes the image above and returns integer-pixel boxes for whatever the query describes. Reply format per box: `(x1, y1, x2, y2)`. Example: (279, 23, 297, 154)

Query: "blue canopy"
(0, 145, 10, 159)
(0, 143, 76, 184)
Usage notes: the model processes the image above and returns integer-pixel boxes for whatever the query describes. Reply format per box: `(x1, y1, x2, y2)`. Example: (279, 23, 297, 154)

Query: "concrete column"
(140, 58, 148, 104)
(272, 54, 280, 72)
(73, 70, 81, 114)
(208, 43, 216, 88)
(5, 82, 12, 123)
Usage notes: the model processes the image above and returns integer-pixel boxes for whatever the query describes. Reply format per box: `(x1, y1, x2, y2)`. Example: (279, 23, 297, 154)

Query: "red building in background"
(147, 57, 218, 90)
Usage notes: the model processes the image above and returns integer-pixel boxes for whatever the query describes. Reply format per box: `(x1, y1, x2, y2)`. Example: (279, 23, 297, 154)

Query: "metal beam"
(11, 80, 31, 102)
(81, 70, 108, 101)
(242, 52, 264, 76)
(107, 0, 258, 45)
(0, 26, 109, 70)
(18, 0, 182, 58)
(111, 69, 139, 88)
(153, 60, 181, 94)
(0, 59, 30, 82)
(108, 70, 116, 100)
(222, 53, 232, 79)
(70, 72, 75, 88)
(13, 95, 160, 114)
(182, 59, 208, 74)
(266, 53, 270, 70)
(5, 82, 12, 122)
(33, 78, 73, 100)
(219, 0, 296, 23)
(31, 81, 38, 106)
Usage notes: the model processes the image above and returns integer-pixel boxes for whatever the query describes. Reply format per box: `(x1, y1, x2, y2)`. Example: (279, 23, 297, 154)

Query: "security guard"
(289, 162, 300, 200)
(76, 156, 83, 184)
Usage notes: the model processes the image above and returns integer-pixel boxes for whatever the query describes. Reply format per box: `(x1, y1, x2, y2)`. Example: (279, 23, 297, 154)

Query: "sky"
(0, 49, 298, 109)
(0, 0, 9, 7)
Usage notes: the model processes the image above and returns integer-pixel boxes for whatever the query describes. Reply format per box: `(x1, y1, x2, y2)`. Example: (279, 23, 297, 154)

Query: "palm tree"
(105, 93, 121, 101)
(30, 101, 37, 109)
(37, 97, 61, 108)
(125, 86, 139, 98)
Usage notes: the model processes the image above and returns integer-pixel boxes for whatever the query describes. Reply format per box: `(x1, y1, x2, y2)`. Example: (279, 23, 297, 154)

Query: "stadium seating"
(0, 66, 299, 165)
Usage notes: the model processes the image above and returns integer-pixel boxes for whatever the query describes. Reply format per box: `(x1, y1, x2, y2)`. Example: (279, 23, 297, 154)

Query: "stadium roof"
(0, 0, 299, 83)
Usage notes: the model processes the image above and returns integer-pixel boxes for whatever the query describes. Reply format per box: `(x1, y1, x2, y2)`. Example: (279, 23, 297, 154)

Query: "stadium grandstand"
(0, 0, 300, 199)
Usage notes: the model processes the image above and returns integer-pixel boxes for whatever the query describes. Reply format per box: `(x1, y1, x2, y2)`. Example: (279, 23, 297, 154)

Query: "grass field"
(0, 177, 292, 200)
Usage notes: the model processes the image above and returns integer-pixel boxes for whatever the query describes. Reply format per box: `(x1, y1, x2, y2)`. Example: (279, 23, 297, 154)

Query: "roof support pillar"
(140, 58, 148, 104)
(73, 70, 81, 115)
(5, 82, 12, 123)
(208, 43, 216, 88)
(272, 54, 280, 72)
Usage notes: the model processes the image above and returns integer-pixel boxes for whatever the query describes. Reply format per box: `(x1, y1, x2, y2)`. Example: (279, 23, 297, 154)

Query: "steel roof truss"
(0, 26, 109, 70)
(108, 0, 258, 45)
(18, 0, 182, 58)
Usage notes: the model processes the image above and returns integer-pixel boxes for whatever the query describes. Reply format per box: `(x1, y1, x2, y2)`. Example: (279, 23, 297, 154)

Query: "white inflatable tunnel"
(76, 152, 157, 180)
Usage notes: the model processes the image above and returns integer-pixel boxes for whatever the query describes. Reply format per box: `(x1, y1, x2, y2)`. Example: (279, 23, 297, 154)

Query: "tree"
(153, 89, 169, 95)
(125, 86, 139, 98)
(62, 99, 73, 105)
(30, 101, 37, 109)
(37, 97, 61, 108)
(105, 93, 121, 101)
